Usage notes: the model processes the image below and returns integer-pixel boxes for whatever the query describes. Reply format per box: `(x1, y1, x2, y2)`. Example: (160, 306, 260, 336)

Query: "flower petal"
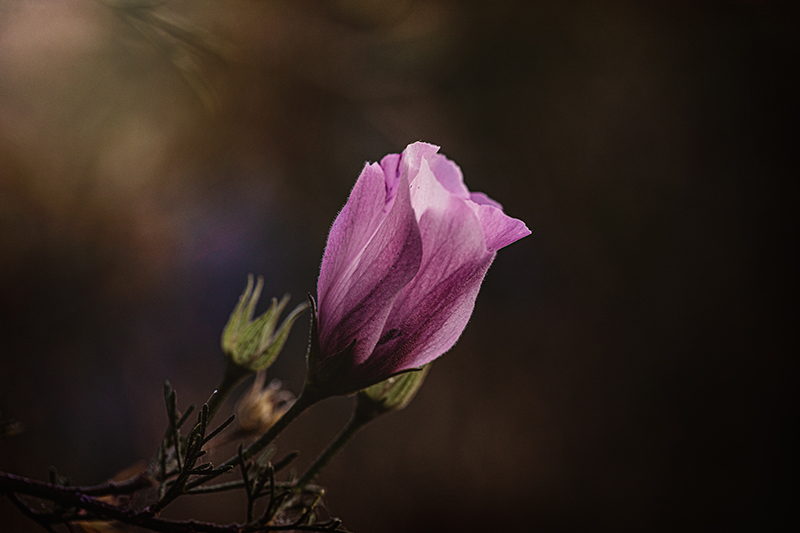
(354, 179, 493, 378)
(381, 252, 493, 371)
(408, 156, 457, 220)
(429, 154, 470, 198)
(380, 153, 402, 204)
(318, 165, 423, 362)
(399, 141, 441, 187)
(469, 200, 531, 253)
(469, 191, 502, 209)
(318, 162, 388, 310)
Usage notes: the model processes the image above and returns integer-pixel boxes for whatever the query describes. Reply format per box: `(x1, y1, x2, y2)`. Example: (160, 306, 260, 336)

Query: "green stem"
(292, 403, 374, 493)
(205, 361, 249, 424)
(241, 385, 324, 462)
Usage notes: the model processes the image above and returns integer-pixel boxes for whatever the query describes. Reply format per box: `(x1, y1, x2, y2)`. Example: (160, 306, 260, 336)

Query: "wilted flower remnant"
(235, 371, 295, 437)
(308, 142, 530, 396)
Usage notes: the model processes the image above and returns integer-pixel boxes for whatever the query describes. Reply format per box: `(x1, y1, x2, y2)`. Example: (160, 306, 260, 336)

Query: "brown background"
(0, 1, 796, 531)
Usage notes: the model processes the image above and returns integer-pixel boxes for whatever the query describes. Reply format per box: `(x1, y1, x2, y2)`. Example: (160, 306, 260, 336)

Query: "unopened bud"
(221, 275, 308, 373)
(355, 364, 430, 421)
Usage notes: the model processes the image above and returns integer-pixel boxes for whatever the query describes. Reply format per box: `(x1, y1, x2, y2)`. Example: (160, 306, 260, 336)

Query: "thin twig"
(203, 414, 236, 445)
(4, 470, 349, 532)
(73, 474, 153, 496)
(176, 404, 196, 429)
(237, 444, 254, 522)
(164, 383, 183, 470)
(272, 451, 300, 474)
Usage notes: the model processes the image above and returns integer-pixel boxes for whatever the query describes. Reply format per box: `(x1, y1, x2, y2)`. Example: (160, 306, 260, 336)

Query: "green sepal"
(246, 298, 308, 372)
(231, 295, 286, 367)
(221, 275, 308, 374)
(221, 274, 263, 356)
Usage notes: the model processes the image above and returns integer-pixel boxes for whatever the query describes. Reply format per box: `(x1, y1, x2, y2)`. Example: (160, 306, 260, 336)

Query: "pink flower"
(309, 142, 530, 394)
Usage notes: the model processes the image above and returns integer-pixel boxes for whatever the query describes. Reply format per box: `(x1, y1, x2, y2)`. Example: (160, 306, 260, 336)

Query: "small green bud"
(355, 364, 431, 421)
(221, 275, 309, 373)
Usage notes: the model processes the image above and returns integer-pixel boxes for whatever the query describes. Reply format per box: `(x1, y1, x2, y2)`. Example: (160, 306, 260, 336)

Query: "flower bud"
(311, 142, 529, 395)
(355, 364, 430, 421)
(221, 275, 308, 374)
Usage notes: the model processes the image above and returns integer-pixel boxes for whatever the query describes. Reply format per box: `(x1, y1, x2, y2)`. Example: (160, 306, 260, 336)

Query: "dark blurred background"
(0, 0, 796, 531)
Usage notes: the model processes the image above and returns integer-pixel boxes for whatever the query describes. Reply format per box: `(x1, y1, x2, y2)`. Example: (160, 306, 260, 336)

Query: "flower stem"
(242, 384, 324, 462)
(292, 404, 375, 493)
